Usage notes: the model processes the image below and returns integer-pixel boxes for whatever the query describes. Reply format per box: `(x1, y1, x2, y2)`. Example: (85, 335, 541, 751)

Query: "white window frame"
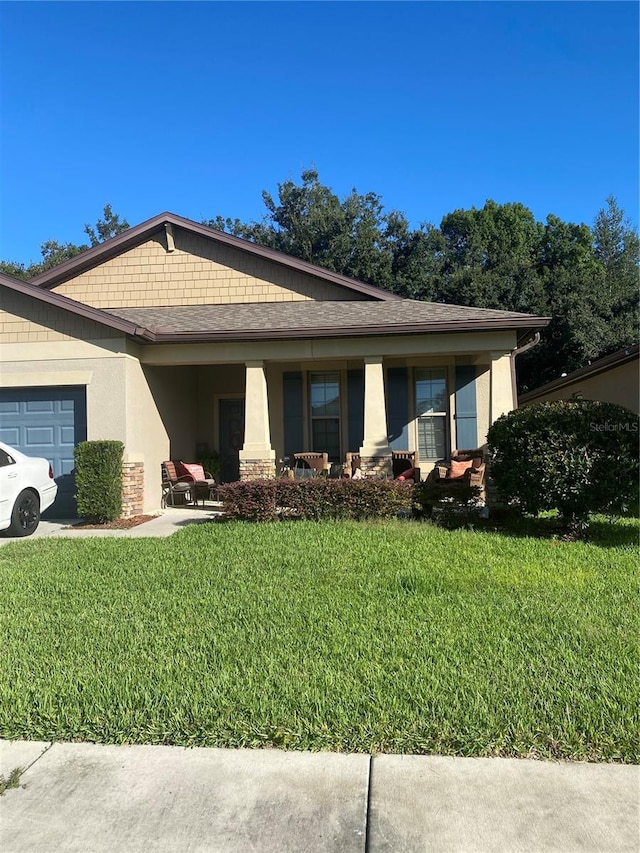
(415, 367, 448, 460)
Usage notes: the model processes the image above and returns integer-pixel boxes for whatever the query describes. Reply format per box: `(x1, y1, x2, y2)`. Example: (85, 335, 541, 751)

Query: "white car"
(0, 441, 58, 537)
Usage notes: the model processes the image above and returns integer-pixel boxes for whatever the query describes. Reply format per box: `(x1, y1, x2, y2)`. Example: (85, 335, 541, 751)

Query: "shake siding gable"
(0, 288, 123, 344)
(52, 228, 366, 309)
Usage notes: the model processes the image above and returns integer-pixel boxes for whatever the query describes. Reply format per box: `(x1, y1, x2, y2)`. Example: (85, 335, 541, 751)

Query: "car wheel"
(7, 490, 40, 537)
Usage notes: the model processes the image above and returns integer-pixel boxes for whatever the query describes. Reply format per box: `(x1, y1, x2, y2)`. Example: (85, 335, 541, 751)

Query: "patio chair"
(432, 448, 486, 496)
(292, 452, 330, 479)
(392, 450, 421, 482)
(161, 461, 194, 507)
(175, 461, 217, 505)
(344, 452, 361, 478)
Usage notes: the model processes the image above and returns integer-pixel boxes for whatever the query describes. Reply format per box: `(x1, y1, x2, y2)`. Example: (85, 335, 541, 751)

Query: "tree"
(436, 201, 546, 314)
(591, 196, 639, 355)
(205, 168, 437, 296)
(0, 205, 129, 281)
(517, 215, 605, 391)
(84, 203, 130, 247)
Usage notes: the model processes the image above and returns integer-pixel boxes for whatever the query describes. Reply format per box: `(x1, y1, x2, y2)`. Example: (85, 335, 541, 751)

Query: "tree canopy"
(2, 179, 637, 394)
(0, 204, 129, 280)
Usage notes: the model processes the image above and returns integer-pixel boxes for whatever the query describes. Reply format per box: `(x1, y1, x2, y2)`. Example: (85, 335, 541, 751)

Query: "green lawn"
(1, 518, 638, 761)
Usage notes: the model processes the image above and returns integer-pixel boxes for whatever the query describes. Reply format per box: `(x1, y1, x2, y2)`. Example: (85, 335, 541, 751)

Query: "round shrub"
(487, 400, 639, 534)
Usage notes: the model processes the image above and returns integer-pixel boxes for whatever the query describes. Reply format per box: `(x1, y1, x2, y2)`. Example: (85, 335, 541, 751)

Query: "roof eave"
(144, 316, 550, 344)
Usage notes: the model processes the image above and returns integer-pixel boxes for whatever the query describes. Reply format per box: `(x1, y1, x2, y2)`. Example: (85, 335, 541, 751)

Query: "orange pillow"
(447, 459, 473, 479)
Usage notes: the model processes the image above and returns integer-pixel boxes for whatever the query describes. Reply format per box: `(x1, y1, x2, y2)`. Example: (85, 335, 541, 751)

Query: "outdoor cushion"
(177, 462, 206, 481)
(447, 459, 473, 479)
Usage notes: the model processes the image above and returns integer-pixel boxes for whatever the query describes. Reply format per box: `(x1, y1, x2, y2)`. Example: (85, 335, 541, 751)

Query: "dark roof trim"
(142, 316, 549, 344)
(0, 273, 152, 339)
(519, 343, 639, 402)
(28, 211, 402, 302)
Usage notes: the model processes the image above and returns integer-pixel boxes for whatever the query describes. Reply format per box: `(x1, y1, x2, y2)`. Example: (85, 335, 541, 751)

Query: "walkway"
(1, 740, 637, 852)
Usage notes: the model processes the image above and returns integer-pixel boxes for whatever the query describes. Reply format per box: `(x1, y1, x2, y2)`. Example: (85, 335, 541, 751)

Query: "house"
(519, 344, 639, 414)
(0, 212, 549, 517)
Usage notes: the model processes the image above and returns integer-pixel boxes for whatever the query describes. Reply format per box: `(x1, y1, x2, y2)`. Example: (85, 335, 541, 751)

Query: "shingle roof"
(105, 300, 548, 341)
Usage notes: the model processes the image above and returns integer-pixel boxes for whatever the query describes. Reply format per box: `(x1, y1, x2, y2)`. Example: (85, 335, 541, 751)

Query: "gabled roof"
(1, 270, 550, 344)
(519, 344, 639, 403)
(28, 211, 402, 302)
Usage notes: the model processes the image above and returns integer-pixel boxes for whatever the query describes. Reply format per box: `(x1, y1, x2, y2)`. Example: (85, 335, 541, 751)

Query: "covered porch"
(138, 331, 516, 497)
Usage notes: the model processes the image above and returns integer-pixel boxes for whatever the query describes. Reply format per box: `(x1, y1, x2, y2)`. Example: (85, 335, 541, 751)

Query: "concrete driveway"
(0, 506, 223, 544)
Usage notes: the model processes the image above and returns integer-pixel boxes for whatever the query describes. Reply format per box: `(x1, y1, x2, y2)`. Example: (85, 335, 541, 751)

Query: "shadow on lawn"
(439, 508, 639, 548)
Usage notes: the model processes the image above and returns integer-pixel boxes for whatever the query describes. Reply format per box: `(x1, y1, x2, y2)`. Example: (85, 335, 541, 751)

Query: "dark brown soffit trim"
(28, 212, 402, 302)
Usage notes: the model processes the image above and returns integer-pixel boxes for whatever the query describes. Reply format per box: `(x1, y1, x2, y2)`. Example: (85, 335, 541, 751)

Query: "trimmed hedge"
(488, 400, 640, 534)
(217, 478, 412, 522)
(413, 480, 483, 526)
(74, 440, 124, 522)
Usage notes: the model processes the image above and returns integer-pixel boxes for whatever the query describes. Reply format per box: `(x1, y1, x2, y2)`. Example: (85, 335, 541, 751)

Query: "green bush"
(196, 451, 221, 482)
(487, 400, 640, 535)
(413, 480, 483, 527)
(217, 478, 412, 522)
(74, 440, 124, 522)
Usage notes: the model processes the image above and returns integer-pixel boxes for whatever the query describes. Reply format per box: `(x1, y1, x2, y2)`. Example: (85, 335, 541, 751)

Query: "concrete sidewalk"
(0, 505, 223, 544)
(1, 741, 637, 852)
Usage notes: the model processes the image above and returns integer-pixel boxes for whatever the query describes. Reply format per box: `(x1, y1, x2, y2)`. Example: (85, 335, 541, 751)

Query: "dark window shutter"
(347, 369, 364, 452)
(387, 367, 409, 449)
(283, 372, 303, 458)
(455, 366, 478, 449)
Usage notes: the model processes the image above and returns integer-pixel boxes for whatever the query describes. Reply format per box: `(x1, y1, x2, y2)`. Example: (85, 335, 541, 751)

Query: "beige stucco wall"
(51, 228, 364, 308)
(522, 359, 639, 414)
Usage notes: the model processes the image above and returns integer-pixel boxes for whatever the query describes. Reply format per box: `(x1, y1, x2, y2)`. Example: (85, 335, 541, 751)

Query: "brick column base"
(239, 459, 277, 481)
(359, 455, 393, 478)
(121, 461, 144, 518)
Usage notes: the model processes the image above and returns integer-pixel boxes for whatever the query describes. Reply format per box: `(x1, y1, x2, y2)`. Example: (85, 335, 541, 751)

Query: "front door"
(219, 398, 245, 483)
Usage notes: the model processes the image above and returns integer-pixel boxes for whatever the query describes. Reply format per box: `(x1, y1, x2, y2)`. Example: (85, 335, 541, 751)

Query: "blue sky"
(1, 1, 638, 266)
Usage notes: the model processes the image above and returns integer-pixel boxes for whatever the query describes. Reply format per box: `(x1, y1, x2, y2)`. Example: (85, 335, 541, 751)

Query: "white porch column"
(360, 356, 392, 475)
(490, 352, 514, 425)
(239, 361, 275, 479)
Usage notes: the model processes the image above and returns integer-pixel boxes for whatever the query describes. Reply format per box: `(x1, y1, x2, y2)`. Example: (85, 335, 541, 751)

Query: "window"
(310, 372, 340, 462)
(415, 368, 447, 459)
(0, 449, 16, 467)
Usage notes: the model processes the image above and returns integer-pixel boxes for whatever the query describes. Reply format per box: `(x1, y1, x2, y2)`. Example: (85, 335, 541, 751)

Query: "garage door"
(0, 386, 87, 518)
